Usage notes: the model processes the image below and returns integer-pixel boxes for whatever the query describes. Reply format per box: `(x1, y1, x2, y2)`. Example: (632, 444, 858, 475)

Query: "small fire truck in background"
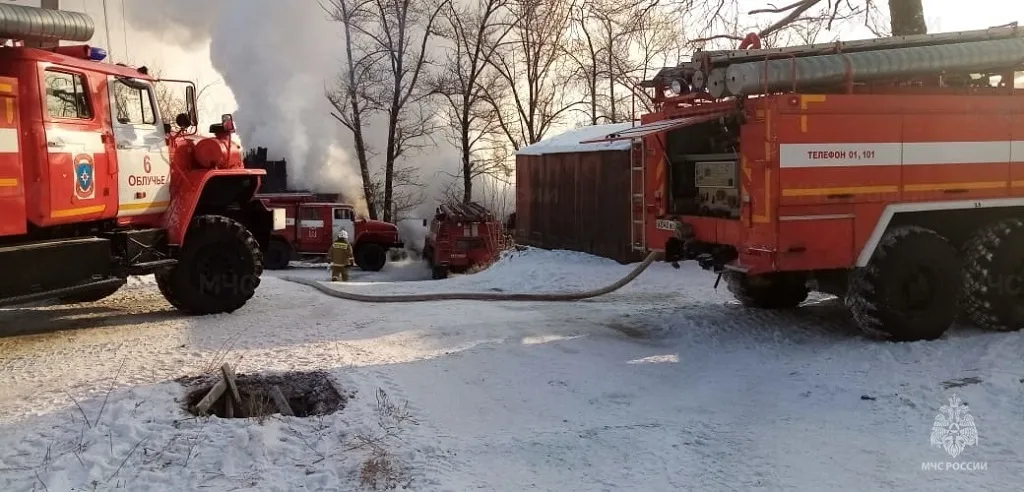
(0, 4, 281, 314)
(584, 23, 1024, 342)
(423, 202, 504, 279)
(258, 192, 404, 271)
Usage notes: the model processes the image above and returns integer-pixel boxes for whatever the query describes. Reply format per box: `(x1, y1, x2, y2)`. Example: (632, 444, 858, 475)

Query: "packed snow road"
(0, 250, 1021, 491)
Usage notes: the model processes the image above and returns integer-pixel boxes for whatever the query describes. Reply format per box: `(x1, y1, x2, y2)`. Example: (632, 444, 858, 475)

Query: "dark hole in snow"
(179, 370, 345, 419)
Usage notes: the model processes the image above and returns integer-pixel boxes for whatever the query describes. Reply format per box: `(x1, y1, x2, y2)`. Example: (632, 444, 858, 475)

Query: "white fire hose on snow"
(278, 251, 662, 303)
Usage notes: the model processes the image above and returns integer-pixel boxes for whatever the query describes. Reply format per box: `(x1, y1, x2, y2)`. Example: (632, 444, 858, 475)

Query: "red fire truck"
(423, 201, 504, 279)
(0, 4, 279, 314)
(583, 24, 1024, 342)
(258, 193, 403, 271)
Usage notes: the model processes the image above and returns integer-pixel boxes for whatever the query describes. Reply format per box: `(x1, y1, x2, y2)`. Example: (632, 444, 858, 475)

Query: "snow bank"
(515, 122, 638, 156)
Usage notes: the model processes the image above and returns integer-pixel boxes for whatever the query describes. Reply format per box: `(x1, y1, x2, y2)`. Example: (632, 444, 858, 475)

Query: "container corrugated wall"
(514, 149, 643, 264)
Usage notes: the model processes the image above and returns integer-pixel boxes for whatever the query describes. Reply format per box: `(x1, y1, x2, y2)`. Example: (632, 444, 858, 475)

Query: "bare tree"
(486, 0, 579, 150)
(666, 0, 892, 49)
(563, 2, 603, 125)
(355, 0, 450, 222)
(590, 2, 640, 123)
(145, 65, 219, 130)
(437, 170, 513, 218)
(609, 4, 683, 119)
(366, 164, 428, 220)
(433, 0, 515, 204)
(563, 0, 646, 125)
(476, 174, 514, 218)
(325, 0, 383, 219)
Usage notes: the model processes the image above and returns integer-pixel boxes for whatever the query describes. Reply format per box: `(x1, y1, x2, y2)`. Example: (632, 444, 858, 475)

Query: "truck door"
(42, 68, 111, 223)
(297, 206, 330, 253)
(107, 76, 171, 217)
(332, 207, 355, 242)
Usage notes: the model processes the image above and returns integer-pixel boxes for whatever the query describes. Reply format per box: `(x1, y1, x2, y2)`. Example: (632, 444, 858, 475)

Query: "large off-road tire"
(845, 225, 960, 341)
(156, 215, 263, 315)
(724, 271, 809, 309)
(431, 265, 449, 280)
(58, 279, 127, 304)
(961, 218, 1024, 331)
(264, 238, 292, 270)
(355, 243, 387, 272)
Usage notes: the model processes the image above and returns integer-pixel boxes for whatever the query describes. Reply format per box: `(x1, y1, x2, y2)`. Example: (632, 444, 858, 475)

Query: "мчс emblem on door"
(74, 154, 95, 199)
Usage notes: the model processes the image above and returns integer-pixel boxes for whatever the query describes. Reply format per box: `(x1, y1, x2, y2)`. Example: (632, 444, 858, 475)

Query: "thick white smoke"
(123, 0, 498, 220)
(122, 0, 372, 214)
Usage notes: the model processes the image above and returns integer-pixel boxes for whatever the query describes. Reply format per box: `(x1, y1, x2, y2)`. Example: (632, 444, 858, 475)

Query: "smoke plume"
(122, 0, 370, 214)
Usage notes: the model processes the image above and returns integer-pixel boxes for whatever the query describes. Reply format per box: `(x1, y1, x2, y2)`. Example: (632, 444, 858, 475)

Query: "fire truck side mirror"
(221, 114, 236, 133)
(175, 113, 191, 130)
(185, 85, 198, 127)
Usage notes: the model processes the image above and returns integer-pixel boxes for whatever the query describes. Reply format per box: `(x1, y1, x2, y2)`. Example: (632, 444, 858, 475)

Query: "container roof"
(515, 122, 638, 156)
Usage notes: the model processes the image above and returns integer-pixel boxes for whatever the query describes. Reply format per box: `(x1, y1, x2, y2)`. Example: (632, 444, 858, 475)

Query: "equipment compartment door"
(332, 208, 356, 242)
(108, 76, 170, 217)
(297, 206, 331, 253)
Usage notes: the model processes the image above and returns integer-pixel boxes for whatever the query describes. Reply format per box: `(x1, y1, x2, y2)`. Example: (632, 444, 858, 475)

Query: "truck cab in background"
(258, 193, 404, 271)
(423, 202, 504, 279)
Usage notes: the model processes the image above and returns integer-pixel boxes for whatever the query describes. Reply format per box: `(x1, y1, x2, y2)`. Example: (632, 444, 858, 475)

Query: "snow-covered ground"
(0, 249, 1022, 491)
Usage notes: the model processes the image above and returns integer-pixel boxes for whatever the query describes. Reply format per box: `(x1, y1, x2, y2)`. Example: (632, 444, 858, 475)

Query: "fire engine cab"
(0, 4, 280, 315)
(258, 193, 404, 271)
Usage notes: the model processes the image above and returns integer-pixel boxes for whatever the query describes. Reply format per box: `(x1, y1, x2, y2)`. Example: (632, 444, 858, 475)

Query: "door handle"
(117, 143, 132, 149)
(47, 138, 65, 148)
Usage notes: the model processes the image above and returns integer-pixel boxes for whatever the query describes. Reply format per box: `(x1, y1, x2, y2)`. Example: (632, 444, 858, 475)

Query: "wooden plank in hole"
(221, 363, 243, 406)
(195, 378, 227, 416)
(269, 385, 294, 416)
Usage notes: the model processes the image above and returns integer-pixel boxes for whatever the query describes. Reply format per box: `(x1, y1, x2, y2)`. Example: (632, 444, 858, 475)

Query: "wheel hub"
(196, 246, 242, 294)
(901, 266, 934, 310)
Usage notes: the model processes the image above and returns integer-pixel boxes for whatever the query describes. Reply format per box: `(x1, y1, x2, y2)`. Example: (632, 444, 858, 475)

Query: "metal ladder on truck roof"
(630, 140, 646, 252)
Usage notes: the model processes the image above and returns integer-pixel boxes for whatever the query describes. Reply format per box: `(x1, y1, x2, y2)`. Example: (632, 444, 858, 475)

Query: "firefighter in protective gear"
(330, 230, 355, 281)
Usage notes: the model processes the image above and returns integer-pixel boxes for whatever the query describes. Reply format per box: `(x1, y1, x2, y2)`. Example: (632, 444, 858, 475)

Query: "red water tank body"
(192, 136, 243, 169)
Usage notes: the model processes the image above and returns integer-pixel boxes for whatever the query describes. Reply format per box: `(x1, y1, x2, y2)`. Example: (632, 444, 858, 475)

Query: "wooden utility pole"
(102, 0, 114, 61)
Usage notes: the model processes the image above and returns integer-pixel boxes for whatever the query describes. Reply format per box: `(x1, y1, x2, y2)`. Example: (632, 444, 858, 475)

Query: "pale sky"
(0, 0, 236, 125)
(1, 0, 1021, 136)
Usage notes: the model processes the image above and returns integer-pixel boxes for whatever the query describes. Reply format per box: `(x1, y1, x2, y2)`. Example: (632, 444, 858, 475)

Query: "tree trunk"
(607, 47, 616, 122)
(352, 120, 377, 219)
(340, 2, 377, 220)
(888, 0, 926, 36)
(384, 108, 397, 223)
(461, 102, 473, 204)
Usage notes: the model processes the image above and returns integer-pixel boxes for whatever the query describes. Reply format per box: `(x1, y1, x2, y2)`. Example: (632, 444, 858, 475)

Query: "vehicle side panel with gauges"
(693, 155, 740, 218)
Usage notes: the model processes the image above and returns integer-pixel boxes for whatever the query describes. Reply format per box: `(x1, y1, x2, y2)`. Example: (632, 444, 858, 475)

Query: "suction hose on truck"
(278, 250, 663, 303)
